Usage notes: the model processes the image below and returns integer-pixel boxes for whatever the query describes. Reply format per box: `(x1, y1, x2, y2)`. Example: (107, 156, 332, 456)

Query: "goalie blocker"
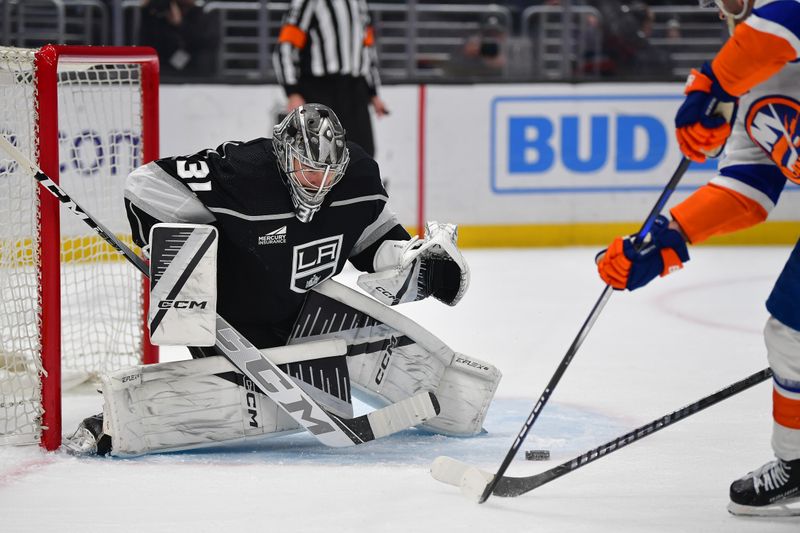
(148, 223, 218, 346)
(93, 280, 500, 456)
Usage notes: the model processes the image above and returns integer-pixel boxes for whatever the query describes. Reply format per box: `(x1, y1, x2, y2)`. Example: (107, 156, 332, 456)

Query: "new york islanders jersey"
(670, 0, 800, 330)
(671, 0, 800, 246)
(669, 1, 800, 454)
(124, 138, 409, 348)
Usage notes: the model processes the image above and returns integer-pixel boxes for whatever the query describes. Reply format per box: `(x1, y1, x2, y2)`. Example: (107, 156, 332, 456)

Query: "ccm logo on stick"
(157, 300, 208, 309)
(244, 377, 259, 428)
(375, 336, 398, 385)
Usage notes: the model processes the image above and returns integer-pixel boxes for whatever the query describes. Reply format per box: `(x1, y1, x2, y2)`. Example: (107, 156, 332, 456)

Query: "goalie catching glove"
(357, 221, 469, 306)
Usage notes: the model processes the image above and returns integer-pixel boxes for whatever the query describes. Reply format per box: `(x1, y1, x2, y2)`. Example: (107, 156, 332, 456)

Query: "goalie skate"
(728, 458, 800, 517)
(62, 414, 112, 457)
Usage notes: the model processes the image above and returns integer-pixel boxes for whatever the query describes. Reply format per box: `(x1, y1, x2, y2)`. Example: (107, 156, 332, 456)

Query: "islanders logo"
(746, 96, 800, 184)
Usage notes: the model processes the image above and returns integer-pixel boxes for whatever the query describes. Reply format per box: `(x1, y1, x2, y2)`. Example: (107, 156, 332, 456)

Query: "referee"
(273, 0, 389, 157)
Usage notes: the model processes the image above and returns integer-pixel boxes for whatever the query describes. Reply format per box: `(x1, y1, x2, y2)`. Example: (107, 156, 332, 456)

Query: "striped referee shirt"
(273, 0, 381, 97)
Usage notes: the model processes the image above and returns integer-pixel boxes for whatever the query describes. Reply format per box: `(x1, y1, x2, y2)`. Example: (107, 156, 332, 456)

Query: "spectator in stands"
(665, 16, 682, 41)
(139, 0, 219, 78)
(626, 1, 675, 77)
(273, 0, 388, 158)
(445, 14, 510, 79)
(588, 0, 674, 79)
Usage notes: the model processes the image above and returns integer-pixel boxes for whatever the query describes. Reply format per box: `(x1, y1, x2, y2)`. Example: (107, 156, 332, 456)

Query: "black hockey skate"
(728, 457, 800, 516)
(62, 414, 112, 456)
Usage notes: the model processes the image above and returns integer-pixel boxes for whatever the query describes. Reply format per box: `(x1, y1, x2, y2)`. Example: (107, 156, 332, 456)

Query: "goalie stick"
(471, 157, 692, 503)
(0, 135, 440, 448)
(431, 367, 772, 500)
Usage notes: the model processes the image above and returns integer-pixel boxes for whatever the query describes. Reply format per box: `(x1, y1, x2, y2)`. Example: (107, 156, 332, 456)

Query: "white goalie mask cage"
(272, 104, 350, 222)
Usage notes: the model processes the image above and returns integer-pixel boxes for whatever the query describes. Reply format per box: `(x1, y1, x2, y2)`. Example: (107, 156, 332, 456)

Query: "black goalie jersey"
(124, 138, 409, 348)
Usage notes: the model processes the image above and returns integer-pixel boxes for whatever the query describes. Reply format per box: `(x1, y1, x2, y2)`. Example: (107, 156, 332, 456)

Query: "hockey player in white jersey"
(65, 104, 501, 457)
(597, 0, 800, 517)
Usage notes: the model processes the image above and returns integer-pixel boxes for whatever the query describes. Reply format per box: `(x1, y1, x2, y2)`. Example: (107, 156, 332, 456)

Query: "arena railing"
(2, 1, 727, 84)
(1, 0, 108, 48)
(521, 5, 604, 81)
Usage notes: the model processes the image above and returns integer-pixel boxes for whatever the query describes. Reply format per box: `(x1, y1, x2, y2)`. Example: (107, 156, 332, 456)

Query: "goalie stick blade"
(335, 391, 441, 443)
(366, 391, 440, 439)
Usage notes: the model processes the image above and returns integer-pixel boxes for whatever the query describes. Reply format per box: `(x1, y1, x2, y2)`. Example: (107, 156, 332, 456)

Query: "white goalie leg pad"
(424, 353, 502, 436)
(303, 281, 501, 436)
(349, 349, 500, 437)
(101, 356, 301, 457)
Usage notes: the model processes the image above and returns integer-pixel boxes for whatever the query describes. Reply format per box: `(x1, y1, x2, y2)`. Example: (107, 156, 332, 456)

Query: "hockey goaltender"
(64, 103, 501, 457)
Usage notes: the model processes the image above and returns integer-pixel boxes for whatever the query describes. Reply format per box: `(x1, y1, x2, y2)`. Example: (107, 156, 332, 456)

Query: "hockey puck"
(525, 449, 550, 461)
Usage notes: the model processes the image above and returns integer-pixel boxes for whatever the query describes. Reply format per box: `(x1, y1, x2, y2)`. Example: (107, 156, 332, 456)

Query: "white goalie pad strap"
(101, 356, 302, 457)
(148, 223, 218, 346)
(356, 221, 469, 306)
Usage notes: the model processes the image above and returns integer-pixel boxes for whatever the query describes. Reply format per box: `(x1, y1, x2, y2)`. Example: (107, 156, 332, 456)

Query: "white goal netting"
(0, 46, 149, 446)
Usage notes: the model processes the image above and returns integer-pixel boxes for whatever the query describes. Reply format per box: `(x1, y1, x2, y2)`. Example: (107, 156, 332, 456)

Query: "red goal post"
(0, 45, 160, 450)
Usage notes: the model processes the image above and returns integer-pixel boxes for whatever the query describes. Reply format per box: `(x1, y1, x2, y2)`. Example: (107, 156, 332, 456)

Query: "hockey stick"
(432, 367, 772, 500)
(468, 157, 692, 503)
(0, 135, 440, 448)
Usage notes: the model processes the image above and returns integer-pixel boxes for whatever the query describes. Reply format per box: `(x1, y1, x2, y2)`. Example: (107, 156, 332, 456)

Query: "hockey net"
(0, 45, 159, 450)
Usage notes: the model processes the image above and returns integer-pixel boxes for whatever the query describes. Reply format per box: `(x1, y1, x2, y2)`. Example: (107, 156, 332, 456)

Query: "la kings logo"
(258, 226, 287, 245)
(290, 235, 343, 293)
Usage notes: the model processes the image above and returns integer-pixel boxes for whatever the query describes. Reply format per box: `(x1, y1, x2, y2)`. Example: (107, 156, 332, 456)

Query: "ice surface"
(1, 247, 798, 532)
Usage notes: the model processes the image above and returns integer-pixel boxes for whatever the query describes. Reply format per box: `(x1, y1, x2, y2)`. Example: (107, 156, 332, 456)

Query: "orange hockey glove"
(596, 216, 689, 291)
(675, 63, 737, 163)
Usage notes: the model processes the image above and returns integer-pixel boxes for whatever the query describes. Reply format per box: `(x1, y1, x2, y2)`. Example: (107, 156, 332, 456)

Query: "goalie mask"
(273, 104, 350, 222)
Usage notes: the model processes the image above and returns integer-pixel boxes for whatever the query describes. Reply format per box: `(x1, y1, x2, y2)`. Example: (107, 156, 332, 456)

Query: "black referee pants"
(298, 74, 375, 157)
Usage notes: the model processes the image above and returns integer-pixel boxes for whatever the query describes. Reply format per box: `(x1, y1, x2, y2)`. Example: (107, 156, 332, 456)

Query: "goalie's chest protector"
(182, 139, 386, 343)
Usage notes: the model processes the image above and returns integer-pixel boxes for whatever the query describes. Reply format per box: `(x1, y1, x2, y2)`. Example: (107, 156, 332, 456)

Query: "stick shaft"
(480, 158, 691, 502)
(493, 368, 772, 497)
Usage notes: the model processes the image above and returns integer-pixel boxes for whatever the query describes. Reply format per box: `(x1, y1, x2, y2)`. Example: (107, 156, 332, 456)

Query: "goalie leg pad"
(101, 356, 301, 457)
(298, 281, 502, 437)
(421, 353, 501, 436)
(348, 347, 501, 437)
